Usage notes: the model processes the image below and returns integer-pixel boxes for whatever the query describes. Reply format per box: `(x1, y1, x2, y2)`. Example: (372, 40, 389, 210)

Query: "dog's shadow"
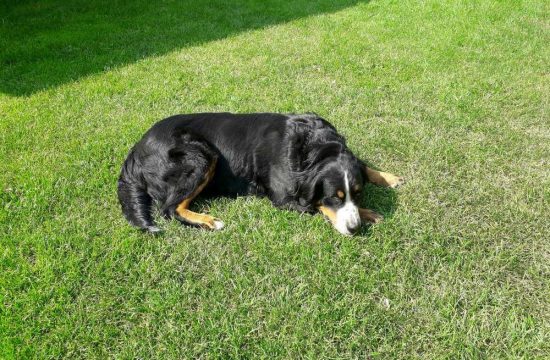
(190, 181, 400, 237)
(356, 183, 400, 237)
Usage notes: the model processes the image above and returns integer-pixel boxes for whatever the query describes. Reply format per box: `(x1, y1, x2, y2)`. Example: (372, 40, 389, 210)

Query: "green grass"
(1, 0, 549, 358)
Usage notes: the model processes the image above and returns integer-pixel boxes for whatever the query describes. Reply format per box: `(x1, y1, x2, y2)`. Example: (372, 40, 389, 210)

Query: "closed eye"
(324, 197, 343, 206)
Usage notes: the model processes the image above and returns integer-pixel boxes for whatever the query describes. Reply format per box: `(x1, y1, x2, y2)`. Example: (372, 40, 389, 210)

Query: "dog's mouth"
(318, 204, 361, 235)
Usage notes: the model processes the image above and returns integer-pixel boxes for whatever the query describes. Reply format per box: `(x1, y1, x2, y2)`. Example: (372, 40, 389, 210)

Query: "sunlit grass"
(1, 0, 548, 358)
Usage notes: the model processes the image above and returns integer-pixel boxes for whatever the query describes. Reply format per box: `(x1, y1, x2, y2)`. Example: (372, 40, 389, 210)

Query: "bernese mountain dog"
(118, 113, 404, 235)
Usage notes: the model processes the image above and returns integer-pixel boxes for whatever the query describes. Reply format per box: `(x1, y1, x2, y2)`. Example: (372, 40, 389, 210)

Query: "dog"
(117, 113, 404, 235)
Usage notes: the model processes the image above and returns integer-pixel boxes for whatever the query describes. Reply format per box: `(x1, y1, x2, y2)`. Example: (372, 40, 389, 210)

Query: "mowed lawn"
(1, 0, 548, 358)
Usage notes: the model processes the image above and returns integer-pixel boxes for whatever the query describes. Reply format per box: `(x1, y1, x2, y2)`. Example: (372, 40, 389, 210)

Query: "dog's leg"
(173, 159, 224, 230)
(359, 208, 383, 224)
(364, 167, 405, 188)
(175, 207, 224, 230)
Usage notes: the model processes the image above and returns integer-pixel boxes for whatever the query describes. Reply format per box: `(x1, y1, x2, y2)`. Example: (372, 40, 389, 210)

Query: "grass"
(1, 0, 548, 358)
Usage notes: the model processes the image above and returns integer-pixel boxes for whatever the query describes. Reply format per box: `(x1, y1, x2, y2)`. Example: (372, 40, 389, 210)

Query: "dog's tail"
(117, 152, 159, 233)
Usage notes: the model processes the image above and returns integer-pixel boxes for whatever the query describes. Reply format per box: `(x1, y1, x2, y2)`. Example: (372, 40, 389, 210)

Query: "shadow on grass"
(190, 179, 399, 238)
(1, 0, 365, 96)
(356, 183, 399, 237)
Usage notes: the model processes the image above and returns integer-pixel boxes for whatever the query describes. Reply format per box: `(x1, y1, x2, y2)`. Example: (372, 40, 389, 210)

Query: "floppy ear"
(287, 129, 345, 171)
(288, 170, 323, 212)
(303, 142, 344, 169)
(286, 115, 345, 172)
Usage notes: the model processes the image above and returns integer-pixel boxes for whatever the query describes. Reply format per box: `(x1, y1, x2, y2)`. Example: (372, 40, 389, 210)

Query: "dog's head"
(288, 114, 367, 235)
(313, 152, 365, 235)
(296, 148, 366, 235)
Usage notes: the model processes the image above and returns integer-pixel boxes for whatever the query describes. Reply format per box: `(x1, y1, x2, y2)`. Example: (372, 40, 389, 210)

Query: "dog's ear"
(295, 171, 323, 212)
(303, 142, 343, 169)
(286, 120, 346, 171)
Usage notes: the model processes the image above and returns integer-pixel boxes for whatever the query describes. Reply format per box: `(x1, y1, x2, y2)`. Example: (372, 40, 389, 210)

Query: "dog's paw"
(359, 208, 383, 224)
(201, 217, 224, 230)
(213, 220, 225, 230)
(146, 226, 163, 234)
(389, 175, 405, 188)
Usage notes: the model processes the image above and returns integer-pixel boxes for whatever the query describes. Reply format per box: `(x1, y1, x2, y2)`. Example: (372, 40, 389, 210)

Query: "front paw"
(388, 175, 405, 188)
(359, 208, 383, 224)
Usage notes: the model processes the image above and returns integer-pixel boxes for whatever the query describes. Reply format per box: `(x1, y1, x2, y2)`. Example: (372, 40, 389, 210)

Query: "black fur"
(118, 113, 367, 231)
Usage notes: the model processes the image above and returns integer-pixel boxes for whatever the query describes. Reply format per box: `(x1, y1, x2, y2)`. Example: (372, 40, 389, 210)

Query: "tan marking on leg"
(359, 208, 383, 224)
(365, 167, 405, 188)
(175, 208, 221, 229)
(318, 205, 337, 225)
(175, 159, 223, 230)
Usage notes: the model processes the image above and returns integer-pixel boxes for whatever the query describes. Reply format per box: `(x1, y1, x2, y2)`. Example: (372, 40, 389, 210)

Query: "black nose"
(347, 224, 360, 233)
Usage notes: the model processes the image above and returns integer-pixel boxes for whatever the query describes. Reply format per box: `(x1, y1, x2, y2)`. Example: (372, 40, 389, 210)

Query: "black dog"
(118, 113, 404, 235)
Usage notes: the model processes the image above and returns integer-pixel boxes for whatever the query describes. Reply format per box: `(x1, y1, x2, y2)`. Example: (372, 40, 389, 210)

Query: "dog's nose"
(347, 223, 360, 234)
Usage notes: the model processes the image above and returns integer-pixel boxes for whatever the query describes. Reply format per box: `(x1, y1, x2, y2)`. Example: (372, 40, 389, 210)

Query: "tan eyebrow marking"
(337, 190, 345, 199)
(353, 184, 361, 192)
